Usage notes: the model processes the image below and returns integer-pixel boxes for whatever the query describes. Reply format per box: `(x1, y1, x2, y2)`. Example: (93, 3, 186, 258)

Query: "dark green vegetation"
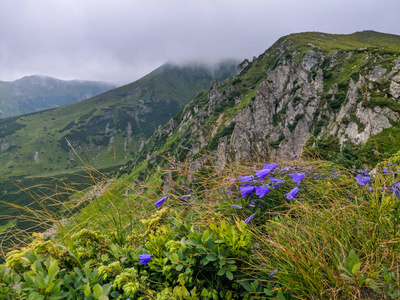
(0, 76, 116, 118)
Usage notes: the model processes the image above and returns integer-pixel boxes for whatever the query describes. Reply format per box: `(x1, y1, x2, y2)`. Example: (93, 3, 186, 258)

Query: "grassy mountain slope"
(0, 61, 238, 178)
(283, 30, 400, 52)
(0, 75, 117, 118)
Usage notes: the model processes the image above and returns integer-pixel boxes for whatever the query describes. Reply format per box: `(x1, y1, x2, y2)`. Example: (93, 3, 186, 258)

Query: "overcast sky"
(1, 0, 400, 85)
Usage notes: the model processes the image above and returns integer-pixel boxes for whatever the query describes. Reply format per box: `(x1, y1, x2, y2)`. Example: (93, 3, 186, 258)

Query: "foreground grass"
(0, 156, 400, 299)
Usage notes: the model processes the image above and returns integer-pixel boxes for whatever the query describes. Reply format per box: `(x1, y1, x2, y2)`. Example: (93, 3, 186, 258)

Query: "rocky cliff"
(128, 31, 400, 177)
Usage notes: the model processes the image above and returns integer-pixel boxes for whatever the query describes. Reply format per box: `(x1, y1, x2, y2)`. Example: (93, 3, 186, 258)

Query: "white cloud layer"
(1, 0, 400, 84)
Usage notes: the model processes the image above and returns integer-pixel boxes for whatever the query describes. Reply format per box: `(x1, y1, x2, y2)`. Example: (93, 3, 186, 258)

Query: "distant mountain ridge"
(0, 75, 117, 118)
(0, 60, 239, 177)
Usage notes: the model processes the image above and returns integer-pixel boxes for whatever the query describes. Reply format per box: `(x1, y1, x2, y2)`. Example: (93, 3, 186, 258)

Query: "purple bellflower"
(232, 205, 243, 209)
(269, 177, 284, 187)
(239, 175, 254, 183)
(358, 170, 369, 176)
(138, 253, 152, 265)
(244, 214, 255, 223)
(255, 186, 270, 198)
(255, 168, 272, 180)
(285, 187, 299, 200)
(264, 163, 277, 170)
(240, 186, 255, 198)
(355, 175, 371, 186)
(291, 173, 305, 185)
(269, 268, 280, 278)
(155, 196, 168, 208)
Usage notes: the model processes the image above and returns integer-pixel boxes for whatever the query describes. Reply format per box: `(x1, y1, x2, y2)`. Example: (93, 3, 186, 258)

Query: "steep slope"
(124, 31, 400, 180)
(0, 61, 238, 177)
(0, 75, 117, 118)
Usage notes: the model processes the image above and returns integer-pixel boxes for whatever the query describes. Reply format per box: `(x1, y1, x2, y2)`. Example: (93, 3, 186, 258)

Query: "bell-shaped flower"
(255, 186, 270, 198)
(255, 168, 271, 180)
(291, 173, 305, 185)
(138, 253, 152, 265)
(240, 185, 255, 198)
(269, 177, 284, 187)
(239, 175, 254, 183)
(155, 196, 168, 208)
(244, 214, 255, 223)
(264, 163, 277, 170)
(231, 205, 243, 209)
(355, 175, 371, 186)
(285, 187, 299, 200)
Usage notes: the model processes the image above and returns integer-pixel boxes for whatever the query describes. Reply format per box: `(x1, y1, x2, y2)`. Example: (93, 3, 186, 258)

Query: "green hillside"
(0, 61, 238, 178)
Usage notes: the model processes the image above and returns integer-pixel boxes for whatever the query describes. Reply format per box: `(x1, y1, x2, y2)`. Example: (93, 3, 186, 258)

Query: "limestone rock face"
(134, 33, 400, 173)
(237, 59, 250, 75)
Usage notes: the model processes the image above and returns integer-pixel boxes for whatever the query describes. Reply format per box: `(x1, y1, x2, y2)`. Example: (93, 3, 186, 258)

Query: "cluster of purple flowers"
(153, 163, 400, 225)
(229, 163, 310, 223)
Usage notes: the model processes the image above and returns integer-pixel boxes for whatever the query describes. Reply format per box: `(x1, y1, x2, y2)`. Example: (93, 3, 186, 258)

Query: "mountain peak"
(280, 30, 400, 52)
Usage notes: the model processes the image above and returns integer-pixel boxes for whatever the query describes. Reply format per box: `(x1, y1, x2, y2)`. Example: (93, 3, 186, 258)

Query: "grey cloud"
(1, 0, 400, 85)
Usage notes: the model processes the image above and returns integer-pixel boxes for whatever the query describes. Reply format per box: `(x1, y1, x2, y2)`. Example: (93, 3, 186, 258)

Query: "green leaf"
(73, 267, 83, 279)
(205, 238, 215, 250)
(178, 248, 184, 260)
(368, 283, 380, 292)
(110, 291, 120, 298)
(226, 270, 233, 280)
(102, 283, 112, 295)
(170, 253, 179, 263)
(206, 254, 217, 261)
(23, 272, 35, 285)
(338, 265, 352, 276)
(93, 284, 103, 298)
(47, 260, 59, 283)
(340, 273, 356, 284)
(276, 291, 286, 300)
(384, 274, 392, 283)
(217, 268, 226, 276)
(348, 250, 358, 264)
(227, 264, 237, 272)
(84, 282, 91, 297)
(352, 262, 361, 275)
(238, 280, 252, 292)
(28, 292, 45, 300)
(263, 288, 272, 296)
(176, 264, 184, 271)
(99, 295, 109, 300)
(251, 280, 259, 291)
